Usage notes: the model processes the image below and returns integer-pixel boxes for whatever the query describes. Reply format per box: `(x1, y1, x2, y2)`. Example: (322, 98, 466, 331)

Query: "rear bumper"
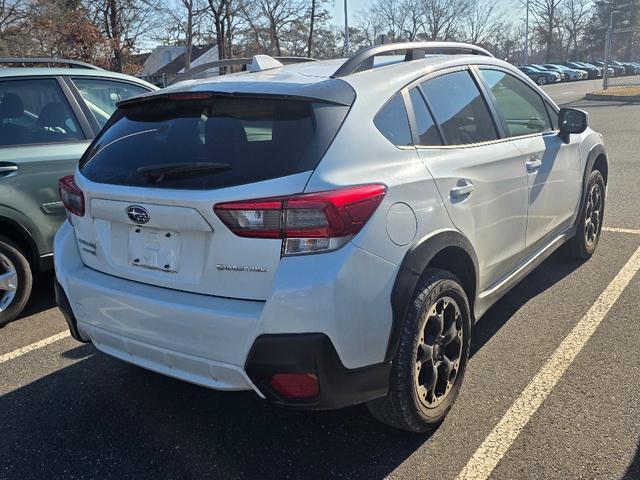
(246, 334, 390, 410)
(54, 221, 396, 408)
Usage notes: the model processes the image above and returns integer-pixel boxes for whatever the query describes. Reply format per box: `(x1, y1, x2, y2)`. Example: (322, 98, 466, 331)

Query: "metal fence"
(603, 27, 640, 90)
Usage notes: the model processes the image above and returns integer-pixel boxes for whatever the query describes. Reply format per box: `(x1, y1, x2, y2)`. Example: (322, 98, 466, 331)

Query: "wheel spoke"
(417, 342, 433, 364)
(442, 318, 458, 345)
(0, 271, 17, 292)
(426, 361, 438, 395)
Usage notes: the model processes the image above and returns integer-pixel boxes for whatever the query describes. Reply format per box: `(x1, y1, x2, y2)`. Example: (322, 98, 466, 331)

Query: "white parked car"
(55, 43, 608, 432)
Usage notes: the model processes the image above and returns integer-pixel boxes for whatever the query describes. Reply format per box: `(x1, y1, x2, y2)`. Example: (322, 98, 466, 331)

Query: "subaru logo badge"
(127, 205, 150, 224)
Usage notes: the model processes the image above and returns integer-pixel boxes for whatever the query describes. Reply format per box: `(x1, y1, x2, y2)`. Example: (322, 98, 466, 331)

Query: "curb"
(585, 93, 640, 102)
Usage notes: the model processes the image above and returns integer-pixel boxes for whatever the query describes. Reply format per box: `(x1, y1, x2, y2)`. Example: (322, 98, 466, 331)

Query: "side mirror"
(558, 108, 588, 143)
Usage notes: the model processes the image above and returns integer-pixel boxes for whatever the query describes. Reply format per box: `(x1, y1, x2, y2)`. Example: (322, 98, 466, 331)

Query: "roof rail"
(175, 55, 317, 83)
(0, 57, 103, 70)
(331, 42, 493, 78)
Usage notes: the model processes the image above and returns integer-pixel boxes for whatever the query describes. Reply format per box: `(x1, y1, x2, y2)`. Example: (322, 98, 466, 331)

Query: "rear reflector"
(58, 175, 85, 217)
(214, 184, 386, 255)
(269, 373, 319, 399)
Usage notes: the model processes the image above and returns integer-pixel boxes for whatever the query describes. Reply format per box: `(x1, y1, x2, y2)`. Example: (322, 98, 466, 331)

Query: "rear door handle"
(450, 180, 474, 199)
(526, 156, 542, 173)
(0, 164, 18, 177)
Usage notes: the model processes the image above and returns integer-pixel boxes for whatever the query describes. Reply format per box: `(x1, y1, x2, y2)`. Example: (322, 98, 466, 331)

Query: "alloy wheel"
(584, 182, 603, 247)
(415, 296, 464, 409)
(0, 252, 18, 312)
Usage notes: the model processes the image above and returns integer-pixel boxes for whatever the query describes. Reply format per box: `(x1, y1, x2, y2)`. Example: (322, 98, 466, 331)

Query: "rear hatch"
(69, 92, 350, 300)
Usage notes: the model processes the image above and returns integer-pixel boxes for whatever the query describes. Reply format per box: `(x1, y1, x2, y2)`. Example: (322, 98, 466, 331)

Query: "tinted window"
(374, 93, 412, 146)
(409, 88, 442, 146)
(479, 69, 552, 137)
(80, 96, 349, 190)
(421, 71, 497, 146)
(0, 79, 82, 147)
(72, 78, 150, 128)
(545, 103, 559, 130)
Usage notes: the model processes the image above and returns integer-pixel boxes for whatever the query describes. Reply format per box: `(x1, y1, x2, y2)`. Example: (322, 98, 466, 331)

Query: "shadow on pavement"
(624, 444, 640, 479)
(471, 249, 582, 357)
(15, 271, 56, 320)
(0, 253, 583, 480)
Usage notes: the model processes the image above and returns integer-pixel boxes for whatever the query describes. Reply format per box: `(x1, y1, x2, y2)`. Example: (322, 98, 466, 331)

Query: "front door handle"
(526, 156, 542, 173)
(450, 180, 474, 199)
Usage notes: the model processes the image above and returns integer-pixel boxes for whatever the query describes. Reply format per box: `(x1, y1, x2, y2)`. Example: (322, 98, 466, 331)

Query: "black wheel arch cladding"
(388, 230, 478, 362)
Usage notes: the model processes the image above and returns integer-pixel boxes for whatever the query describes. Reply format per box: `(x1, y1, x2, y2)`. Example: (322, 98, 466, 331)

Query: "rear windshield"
(80, 96, 349, 190)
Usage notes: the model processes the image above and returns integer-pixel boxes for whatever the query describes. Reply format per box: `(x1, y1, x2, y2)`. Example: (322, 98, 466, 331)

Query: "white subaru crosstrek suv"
(54, 42, 607, 432)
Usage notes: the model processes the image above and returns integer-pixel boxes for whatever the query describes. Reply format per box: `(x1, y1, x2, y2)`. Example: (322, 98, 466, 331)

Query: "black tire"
(564, 170, 606, 260)
(367, 269, 471, 433)
(537, 76, 547, 85)
(0, 235, 33, 327)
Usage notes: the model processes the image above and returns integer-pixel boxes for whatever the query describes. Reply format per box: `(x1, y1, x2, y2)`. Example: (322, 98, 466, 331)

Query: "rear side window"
(0, 78, 83, 147)
(479, 69, 552, 137)
(72, 78, 150, 128)
(421, 70, 498, 146)
(80, 96, 349, 190)
(408, 88, 442, 146)
(374, 93, 412, 146)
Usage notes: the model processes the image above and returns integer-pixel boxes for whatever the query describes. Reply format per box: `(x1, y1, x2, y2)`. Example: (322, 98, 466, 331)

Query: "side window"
(72, 78, 149, 128)
(408, 88, 442, 146)
(479, 69, 553, 137)
(374, 92, 412, 146)
(421, 70, 498, 146)
(0, 78, 83, 147)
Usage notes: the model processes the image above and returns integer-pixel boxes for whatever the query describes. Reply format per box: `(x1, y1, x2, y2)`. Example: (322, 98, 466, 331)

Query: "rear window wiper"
(137, 162, 231, 182)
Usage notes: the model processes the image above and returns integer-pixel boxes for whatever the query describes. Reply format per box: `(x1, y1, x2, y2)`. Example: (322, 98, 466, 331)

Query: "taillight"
(214, 184, 386, 255)
(58, 175, 85, 217)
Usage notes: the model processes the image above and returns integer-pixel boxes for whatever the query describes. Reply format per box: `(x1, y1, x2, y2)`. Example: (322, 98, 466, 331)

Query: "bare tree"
(307, 0, 315, 57)
(528, 0, 563, 62)
(84, 0, 165, 72)
(420, 0, 470, 40)
(560, 0, 592, 59)
(463, 0, 504, 45)
(0, 0, 28, 39)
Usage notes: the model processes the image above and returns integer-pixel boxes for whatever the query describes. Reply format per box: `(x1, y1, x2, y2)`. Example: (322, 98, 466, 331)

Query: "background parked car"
(619, 61, 640, 75)
(592, 60, 623, 76)
(517, 66, 561, 85)
(0, 58, 157, 326)
(528, 64, 569, 81)
(565, 61, 601, 79)
(542, 64, 588, 81)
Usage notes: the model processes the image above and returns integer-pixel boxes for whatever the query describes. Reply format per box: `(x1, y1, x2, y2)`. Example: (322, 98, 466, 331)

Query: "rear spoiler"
(117, 81, 356, 109)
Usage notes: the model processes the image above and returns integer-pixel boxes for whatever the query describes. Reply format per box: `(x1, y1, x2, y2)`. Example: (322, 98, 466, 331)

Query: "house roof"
(155, 45, 217, 76)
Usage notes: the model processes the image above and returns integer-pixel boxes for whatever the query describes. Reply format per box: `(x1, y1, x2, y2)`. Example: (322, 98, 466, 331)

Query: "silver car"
(54, 43, 607, 432)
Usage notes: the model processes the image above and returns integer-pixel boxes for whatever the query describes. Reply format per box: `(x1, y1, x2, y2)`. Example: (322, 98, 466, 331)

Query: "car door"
(0, 77, 92, 255)
(476, 67, 582, 251)
(410, 69, 529, 291)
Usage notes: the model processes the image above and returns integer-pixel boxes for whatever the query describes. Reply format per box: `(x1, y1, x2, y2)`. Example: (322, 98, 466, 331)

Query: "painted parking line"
(0, 331, 70, 365)
(455, 244, 640, 480)
(603, 226, 640, 235)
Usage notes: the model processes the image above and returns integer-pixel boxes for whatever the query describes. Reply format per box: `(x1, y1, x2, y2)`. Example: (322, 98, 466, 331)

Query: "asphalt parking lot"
(2, 81, 640, 480)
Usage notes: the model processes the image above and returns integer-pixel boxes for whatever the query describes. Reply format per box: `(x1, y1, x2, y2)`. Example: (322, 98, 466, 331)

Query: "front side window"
(421, 70, 498, 146)
(0, 78, 82, 147)
(374, 92, 412, 146)
(72, 78, 150, 128)
(479, 69, 552, 137)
